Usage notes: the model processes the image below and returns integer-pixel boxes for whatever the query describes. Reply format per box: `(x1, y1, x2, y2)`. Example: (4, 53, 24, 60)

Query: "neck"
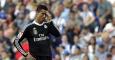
(35, 20, 43, 24)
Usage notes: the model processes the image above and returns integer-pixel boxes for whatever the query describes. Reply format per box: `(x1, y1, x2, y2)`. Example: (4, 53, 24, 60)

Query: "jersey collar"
(33, 21, 45, 26)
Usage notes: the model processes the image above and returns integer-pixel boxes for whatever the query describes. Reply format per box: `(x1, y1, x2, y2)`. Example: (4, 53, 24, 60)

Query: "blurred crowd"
(0, 0, 115, 60)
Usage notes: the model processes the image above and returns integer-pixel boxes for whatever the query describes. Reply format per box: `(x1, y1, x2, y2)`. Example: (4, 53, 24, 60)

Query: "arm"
(48, 21, 61, 47)
(47, 12, 61, 41)
(49, 21, 61, 37)
(13, 28, 28, 57)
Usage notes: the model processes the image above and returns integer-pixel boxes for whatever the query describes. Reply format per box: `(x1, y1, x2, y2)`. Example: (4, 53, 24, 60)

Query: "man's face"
(98, 47, 105, 53)
(111, 48, 115, 55)
(36, 9, 47, 23)
(83, 4, 88, 11)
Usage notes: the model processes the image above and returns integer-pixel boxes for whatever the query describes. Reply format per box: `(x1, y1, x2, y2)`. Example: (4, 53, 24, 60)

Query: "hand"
(46, 11, 52, 22)
(23, 52, 28, 57)
(19, 52, 35, 60)
(25, 52, 35, 60)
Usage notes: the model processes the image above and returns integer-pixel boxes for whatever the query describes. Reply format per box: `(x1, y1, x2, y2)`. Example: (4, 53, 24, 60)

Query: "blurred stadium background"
(0, 0, 115, 60)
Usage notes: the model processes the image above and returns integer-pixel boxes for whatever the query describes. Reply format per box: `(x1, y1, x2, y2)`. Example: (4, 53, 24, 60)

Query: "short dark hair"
(106, 53, 112, 58)
(99, 44, 105, 48)
(36, 4, 48, 12)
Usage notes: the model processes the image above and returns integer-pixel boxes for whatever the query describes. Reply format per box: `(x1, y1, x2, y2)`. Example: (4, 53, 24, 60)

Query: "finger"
(46, 11, 51, 16)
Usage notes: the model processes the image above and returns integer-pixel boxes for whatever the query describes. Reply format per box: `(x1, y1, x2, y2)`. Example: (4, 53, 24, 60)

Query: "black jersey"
(14, 21, 61, 57)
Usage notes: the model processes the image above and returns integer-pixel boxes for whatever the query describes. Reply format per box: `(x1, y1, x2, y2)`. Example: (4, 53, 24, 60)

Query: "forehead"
(39, 9, 47, 12)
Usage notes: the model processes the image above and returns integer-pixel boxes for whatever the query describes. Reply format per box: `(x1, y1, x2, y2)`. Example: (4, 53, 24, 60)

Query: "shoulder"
(21, 23, 35, 32)
(105, 23, 112, 27)
(44, 21, 54, 25)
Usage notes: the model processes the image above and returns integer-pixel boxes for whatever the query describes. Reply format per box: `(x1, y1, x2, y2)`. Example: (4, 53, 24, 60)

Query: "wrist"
(24, 52, 28, 57)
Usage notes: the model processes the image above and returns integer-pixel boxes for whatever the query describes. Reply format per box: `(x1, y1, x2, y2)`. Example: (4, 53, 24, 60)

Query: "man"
(106, 53, 112, 60)
(96, 44, 107, 60)
(13, 4, 61, 60)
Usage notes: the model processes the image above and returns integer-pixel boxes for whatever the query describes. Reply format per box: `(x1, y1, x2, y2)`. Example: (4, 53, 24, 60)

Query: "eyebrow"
(37, 11, 45, 14)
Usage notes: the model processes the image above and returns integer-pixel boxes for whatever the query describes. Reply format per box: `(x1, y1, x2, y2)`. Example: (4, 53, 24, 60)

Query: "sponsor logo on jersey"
(34, 36, 49, 42)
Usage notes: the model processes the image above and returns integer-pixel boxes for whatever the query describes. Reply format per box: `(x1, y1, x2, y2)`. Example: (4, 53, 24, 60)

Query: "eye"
(41, 13, 47, 16)
(41, 13, 46, 15)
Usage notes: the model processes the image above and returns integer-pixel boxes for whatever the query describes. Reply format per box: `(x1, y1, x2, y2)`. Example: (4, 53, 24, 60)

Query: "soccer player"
(13, 4, 61, 60)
